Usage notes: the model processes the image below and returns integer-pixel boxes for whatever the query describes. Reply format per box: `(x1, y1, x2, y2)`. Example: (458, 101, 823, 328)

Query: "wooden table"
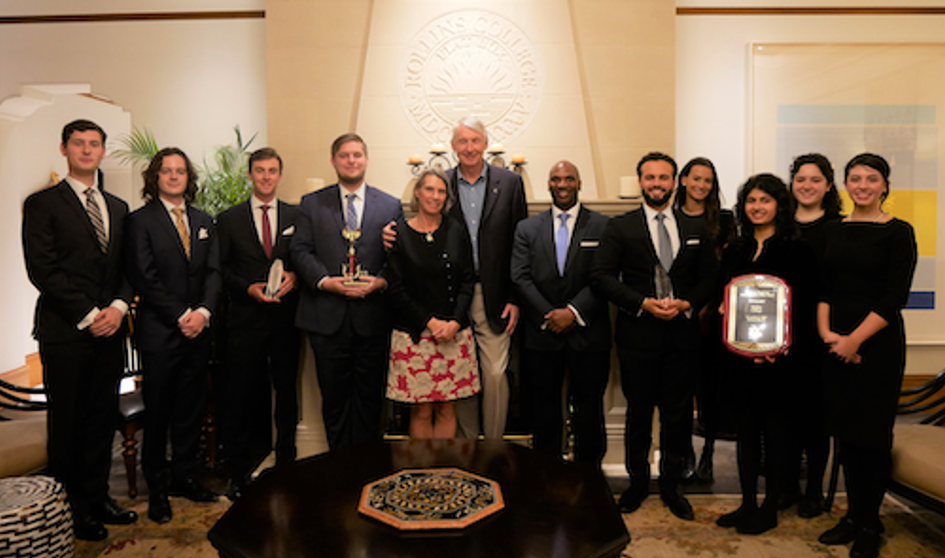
(209, 439, 629, 558)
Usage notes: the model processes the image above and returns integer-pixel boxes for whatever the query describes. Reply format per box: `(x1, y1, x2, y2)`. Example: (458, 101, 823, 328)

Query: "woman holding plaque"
(715, 174, 818, 534)
(817, 154, 916, 558)
(385, 167, 480, 438)
(674, 157, 737, 483)
(779, 153, 844, 517)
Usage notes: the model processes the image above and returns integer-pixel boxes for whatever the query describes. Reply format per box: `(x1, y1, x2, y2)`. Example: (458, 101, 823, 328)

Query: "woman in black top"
(386, 168, 479, 438)
(716, 174, 818, 535)
(674, 157, 737, 483)
(781, 153, 843, 517)
(817, 154, 916, 558)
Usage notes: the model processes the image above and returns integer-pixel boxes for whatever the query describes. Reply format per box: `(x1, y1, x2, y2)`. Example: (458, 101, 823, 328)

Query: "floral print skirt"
(387, 327, 480, 403)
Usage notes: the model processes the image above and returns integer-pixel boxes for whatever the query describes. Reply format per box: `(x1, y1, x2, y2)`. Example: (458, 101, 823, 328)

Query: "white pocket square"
(580, 240, 599, 248)
(198, 227, 209, 240)
(282, 225, 295, 236)
(685, 238, 700, 246)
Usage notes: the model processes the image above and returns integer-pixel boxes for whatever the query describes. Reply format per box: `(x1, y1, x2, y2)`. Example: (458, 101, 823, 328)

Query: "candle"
(487, 143, 504, 154)
(408, 154, 423, 164)
(510, 154, 526, 164)
(430, 143, 447, 154)
(619, 176, 640, 198)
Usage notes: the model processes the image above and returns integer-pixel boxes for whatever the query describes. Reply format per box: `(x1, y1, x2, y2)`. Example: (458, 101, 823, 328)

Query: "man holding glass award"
(291, 134, 403, 450)
(591, 152, 718, 521)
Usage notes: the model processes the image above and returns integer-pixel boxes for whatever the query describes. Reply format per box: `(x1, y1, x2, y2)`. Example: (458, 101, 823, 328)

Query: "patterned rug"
(74, 494, 945, 557)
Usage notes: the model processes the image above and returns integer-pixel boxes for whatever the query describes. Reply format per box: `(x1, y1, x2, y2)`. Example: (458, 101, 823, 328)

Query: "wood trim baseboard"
(0, 11, 265, 25)
(677, 7, 945, 16)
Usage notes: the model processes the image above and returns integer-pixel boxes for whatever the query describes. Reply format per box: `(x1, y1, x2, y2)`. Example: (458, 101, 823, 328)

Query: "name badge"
(580, 240, 599, 248)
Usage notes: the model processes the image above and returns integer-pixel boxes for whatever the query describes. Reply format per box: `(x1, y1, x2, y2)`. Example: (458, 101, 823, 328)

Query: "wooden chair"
(116, 305, 145, 498)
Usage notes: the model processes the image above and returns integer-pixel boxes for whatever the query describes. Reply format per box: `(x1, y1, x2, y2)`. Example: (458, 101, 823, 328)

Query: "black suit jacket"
(512, 206, 611, 353)
(125, 201, 221, 353)
(217, 200, 299, 331)
(291, 184, 403, 337)
(22, 180, 133, 343)
(446, 164, 527, 334)
(591, 207, 718, 350)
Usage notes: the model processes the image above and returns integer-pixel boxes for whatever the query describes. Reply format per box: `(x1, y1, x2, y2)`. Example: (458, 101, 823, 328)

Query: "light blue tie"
(345, 193, 358, 230)
(556, 213, 570, 275)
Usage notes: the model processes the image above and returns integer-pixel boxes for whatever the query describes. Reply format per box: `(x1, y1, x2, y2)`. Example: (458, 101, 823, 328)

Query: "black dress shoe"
(736, 508, 778, 535)
(778, 489, 802, 511)
(169, 478, 219, 503)
(798, 494, 825, 519)
(73, 513, 108, 541)
(660, 486, 695, 521)
(716, 504, 755, 528)
(227, 478, 246, 501)
(850, 527, 882, 558)
(617, 488, 647, 513)
(90, 498, 138, 525)
(148, 493, 172, 524)
(819, 517, 859, 545)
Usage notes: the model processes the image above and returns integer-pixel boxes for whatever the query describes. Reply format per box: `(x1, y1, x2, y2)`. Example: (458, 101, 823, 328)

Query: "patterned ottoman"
(0, 476, 73, 557)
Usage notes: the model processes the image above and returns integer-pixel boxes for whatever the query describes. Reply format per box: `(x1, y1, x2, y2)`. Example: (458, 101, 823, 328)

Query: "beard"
(643, 188, 672, 209)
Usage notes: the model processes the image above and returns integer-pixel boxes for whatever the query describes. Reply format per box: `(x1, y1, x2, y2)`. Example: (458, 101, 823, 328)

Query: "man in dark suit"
(591, 152, 717, 520)
(291, 133, 402, 450)
(22, 119, 138, 540)
(511, 161, 611, 466)
(217, 147, 300, 500)
(125, 147, 222, 523)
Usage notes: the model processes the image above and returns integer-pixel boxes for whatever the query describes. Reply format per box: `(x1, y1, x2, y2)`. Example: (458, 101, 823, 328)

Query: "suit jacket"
(591, 207, 718, 350)
(512, 206, 611, 353)
(291, 183, 403, 337)
(217, 199, 299, 331)
(22, 180, 133, 343)
(125, 201, 221, 353)
(446, 164, 527, 334)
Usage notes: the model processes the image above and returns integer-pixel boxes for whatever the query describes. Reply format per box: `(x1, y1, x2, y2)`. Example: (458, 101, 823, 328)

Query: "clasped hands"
(320, 274, 386, 299)
(643, 297, 690, 321)
(427, 317, 460, 342)
(248, 271, 298, 303)
(822, 331, 863, 364)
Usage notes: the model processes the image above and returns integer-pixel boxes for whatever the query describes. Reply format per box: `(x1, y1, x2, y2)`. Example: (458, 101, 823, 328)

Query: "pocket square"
(198, 227, 209, 240)
(685, 238, 700, 246)
(580, 240, 600, 248)
(282, 225, 295, 236)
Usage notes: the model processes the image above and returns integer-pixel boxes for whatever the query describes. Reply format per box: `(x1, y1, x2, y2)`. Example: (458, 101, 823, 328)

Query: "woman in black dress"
(817, 154, 916, 558)
(386, 168, 479, 438)
(781, 153, 843, 517)
(715, 174, 818, 534)
(675, 157, 737, 482)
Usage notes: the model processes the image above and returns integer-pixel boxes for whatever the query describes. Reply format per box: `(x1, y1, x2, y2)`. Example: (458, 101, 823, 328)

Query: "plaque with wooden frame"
(722, 273, 792, 358)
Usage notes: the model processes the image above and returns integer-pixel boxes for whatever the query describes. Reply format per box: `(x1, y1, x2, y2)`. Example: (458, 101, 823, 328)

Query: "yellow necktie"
(172, 207, 191, 259)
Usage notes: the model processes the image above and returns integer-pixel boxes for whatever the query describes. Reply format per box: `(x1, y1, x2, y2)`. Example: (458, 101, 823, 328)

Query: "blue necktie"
(556, 213, 570, 275)
(345, 193, 358, 230)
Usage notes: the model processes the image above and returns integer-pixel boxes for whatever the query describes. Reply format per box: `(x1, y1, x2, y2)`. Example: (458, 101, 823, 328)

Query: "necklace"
(411, 216, 440, 243)
(425, 231, 434, 243)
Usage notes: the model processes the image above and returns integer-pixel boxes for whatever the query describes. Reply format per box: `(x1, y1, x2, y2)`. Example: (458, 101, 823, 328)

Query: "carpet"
(74, 494, 945, 557)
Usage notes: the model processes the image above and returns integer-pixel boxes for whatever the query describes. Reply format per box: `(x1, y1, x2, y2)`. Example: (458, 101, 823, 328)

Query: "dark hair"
(675, 157, 722, 236)
(844, 153, 891, 201)
(62, 119, 106, 145)
(410, 167, 454, 214)
(248, 147, 283, 173)
(141, 147, 199, 204)
(789, 153, 842, 217)
(636, 152, 677, 179)
(331, 133, 368, 158)
(735, 173, 798, 241)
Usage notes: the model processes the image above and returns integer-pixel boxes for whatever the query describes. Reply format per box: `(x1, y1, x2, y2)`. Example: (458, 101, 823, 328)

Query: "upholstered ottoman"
(0, 476, 73, 557)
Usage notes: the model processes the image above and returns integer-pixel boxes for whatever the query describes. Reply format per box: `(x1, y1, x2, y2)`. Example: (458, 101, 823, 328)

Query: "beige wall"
(266, 0, 675, 203)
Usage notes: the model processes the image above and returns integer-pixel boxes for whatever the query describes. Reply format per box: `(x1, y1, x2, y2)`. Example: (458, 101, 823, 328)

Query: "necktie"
(261, 204, 273, 259)
(345, 193, 359, 231)
(84, 188, 107, 253)
(172, 207, 191, 259)
(556, 213, 570, 275)
(656, 212, 673, 272)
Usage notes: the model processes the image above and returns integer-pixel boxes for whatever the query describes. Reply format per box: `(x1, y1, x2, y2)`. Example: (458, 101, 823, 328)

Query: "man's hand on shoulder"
(382, 220, 397, 250)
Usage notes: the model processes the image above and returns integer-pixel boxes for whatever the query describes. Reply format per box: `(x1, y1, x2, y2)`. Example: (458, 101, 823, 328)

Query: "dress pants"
(618, 341, 696, 494)
(141, 342, 210, 489)
(456, 284, 510, 439)
(40, 336, 124, 516)
(524, 347, 610, 466)
(308, 313, 389, 450)
(224, 324, 300, 480)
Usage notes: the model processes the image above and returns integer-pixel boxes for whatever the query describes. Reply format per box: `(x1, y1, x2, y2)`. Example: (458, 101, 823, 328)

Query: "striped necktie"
(84, 188, 108, 253)
(172, 207, 191, 259)
(345, 193, 359, 231)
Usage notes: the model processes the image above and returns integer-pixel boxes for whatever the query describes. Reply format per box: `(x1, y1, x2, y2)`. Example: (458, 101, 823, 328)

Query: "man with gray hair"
(385, 117, 526, 439)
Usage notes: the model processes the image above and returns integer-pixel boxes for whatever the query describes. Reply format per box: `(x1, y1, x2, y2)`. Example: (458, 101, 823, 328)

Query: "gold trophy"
(342, 227, 370, 286)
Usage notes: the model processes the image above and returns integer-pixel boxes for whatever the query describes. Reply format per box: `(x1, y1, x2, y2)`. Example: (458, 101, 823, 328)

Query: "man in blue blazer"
(22, 119, 137, 540)
(291, 134, 402, 450)
(125, 148, 221, 523)
(591, 152, 718, 520)
(217, 147, 300, 500)
(511, 161, 611, 467)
